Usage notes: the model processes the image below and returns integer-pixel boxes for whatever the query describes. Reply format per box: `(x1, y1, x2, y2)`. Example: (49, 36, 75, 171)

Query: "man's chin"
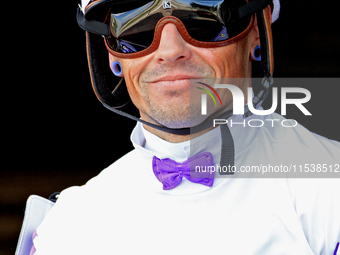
(152, 113, 210, 130)
(151, 115, 191, 129)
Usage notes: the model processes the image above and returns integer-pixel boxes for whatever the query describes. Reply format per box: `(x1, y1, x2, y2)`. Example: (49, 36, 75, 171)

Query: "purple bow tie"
(152, 152, 215, 190)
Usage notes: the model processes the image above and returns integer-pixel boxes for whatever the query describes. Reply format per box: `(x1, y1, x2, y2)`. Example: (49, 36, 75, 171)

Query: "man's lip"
(149, 75, 201, 83)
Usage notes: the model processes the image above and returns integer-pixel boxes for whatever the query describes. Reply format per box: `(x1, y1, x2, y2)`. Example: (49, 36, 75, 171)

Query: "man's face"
(109, 20, 259, 130)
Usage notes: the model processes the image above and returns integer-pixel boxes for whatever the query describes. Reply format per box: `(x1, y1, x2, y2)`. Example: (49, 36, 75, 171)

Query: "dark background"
(1, 1, 340, 254)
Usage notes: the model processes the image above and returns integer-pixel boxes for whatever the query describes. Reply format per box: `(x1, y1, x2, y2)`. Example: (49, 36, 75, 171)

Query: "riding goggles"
(78, 0, 272, 59)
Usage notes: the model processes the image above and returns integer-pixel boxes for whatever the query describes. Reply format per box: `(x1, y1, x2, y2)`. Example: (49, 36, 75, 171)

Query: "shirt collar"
(130, 114, 259, 164)
(131, 122, 222, 165)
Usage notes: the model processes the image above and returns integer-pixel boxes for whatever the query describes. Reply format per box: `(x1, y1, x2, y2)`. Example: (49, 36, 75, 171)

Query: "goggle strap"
(257, 7, 274, 78)
(238, 0, 272, 19)
(77, 7, 110, 36)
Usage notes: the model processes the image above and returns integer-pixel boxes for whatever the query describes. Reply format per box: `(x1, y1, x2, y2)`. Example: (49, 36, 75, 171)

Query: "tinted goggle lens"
(105, 0, 251, 55)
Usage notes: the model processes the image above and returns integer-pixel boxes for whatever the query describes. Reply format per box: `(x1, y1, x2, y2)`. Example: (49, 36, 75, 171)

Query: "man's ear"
(109, 53, 124, 77)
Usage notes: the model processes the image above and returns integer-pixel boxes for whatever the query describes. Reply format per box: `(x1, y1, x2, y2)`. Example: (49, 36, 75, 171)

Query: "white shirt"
(34, 113, 340, 255)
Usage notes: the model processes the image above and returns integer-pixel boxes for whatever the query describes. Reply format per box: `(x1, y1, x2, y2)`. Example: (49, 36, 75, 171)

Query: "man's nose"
(154, 23, 192, 63)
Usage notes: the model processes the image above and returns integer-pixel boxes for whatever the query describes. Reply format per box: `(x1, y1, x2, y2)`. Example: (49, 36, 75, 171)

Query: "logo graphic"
(163, 0, 171, 9)
(197, 82, 312, 117)
(196, 82, 222, 115)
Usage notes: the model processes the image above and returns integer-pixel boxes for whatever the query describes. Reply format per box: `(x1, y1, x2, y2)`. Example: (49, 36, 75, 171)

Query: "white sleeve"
(32, 186, 84, 255)
(287, 178, 340, 255)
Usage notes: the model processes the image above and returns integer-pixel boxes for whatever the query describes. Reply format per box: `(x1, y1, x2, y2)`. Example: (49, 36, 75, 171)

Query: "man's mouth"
(149, 74, 202, 88)
(152, 74, 199, 82)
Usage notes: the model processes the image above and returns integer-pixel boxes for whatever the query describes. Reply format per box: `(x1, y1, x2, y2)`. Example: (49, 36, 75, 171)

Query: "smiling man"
(24, 0, 340, 254)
